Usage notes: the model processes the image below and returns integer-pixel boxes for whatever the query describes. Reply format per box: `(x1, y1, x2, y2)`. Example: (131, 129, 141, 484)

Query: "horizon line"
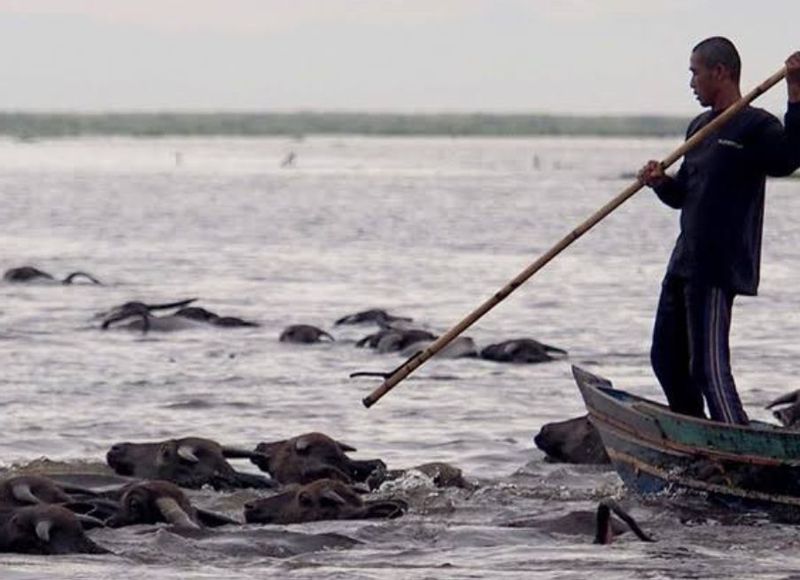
(0, 109, 693, 119)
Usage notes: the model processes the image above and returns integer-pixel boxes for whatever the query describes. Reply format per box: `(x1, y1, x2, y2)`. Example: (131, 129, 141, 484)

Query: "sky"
(0, 0, 797, 115)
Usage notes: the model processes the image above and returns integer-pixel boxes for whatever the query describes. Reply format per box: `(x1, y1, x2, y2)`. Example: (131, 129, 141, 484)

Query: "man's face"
(689, 52, 719, 108)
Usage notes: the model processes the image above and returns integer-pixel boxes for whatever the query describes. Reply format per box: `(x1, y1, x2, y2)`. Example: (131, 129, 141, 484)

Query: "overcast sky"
(0, 0, 797, 115)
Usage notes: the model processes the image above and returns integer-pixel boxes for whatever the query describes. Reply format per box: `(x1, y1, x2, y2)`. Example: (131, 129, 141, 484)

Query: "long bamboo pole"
(362, 66, 788, 408)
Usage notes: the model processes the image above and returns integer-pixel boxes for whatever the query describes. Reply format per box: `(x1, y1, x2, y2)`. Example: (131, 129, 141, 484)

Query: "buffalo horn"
(35, 520, 54, 543)
(155, 497, 201, 530)
(12, 484, 41, 505)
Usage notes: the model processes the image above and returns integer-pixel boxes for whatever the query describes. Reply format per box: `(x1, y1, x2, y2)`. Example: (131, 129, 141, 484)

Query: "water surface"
(2, 136, 800, 578)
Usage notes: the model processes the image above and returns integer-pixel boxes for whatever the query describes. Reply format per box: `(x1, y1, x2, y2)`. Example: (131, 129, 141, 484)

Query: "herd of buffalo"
(30, 262, 800, 555)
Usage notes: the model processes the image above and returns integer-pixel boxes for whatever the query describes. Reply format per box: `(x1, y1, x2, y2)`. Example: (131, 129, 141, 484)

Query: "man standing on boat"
(638, 38, 800, 425)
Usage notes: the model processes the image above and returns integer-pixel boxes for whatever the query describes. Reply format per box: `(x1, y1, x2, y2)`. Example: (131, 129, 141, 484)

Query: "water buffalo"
(0, 505, 109, 555)
(102, 302, 257, 332)
(0, 475, 72, 507)
(534, 415, 610, 464)
(251, 432, 385, 485)
(279, 325, 335, 344)
(399, 336, 479, 359)
(480, 338, 567, 363)
(0, 475, 117, 530)
(0, 475, 101, 509)
(356, 328, 437, 353)
(106, 437, 275, 490)
(100, 298, 197, 329)
(3, 266, 102, 285)
(766, 390, 800, 427)
(243, 479, 408, 525)
(106, 480, 237, 529)
(335, 309, 413, 327)
(175, 306, 259, 328)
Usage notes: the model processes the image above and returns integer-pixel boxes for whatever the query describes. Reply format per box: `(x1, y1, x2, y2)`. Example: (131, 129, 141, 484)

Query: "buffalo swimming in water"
(0, 505, 109, 555)
(0, 474, 101, 510)
(279, 325, 335, 344)
(479, 338, 567, 363)
(534, 415, 610, 465)
(101, 300, 258, 333)
(99, 298, 197, 326)
(173, 306, 259, 328)
(106, 436, 275, 490)
(250, 432, 385, 486)
(243, 479, 408, 525)
(105, 480, 237, 530)
(335, 309, 413, 327)
(250, 432, 469, 491)
(356, 328, 437, 354)
(4, 266, 102, 285)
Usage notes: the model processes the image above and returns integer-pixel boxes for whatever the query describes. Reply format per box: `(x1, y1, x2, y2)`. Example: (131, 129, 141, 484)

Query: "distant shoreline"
(0, 112, 689, 139)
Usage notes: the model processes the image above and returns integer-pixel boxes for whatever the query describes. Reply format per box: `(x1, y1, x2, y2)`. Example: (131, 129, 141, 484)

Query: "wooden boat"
(573, 365, 800, 515)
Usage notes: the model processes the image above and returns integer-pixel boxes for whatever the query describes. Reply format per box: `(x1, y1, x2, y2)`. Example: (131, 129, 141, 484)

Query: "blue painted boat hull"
(573, 365, 800, 515)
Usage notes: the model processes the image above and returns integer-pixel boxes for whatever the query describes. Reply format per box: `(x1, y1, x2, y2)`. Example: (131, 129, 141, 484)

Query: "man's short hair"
(692, 37, 741, 83)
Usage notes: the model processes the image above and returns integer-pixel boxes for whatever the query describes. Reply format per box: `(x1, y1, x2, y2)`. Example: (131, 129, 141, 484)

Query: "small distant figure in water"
(281, 151, 296, 168)
(531, 155, 541, 170)
(279, 324, 334, 344)
(174, 151, 183, 167)
(3, 266, 101, 285)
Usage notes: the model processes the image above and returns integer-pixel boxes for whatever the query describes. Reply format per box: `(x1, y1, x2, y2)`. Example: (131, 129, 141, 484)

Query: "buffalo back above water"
(480, 338, 567, 363)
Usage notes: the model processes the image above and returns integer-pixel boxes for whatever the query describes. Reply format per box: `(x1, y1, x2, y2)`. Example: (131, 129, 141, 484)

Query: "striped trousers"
(650, 274, 749, 425)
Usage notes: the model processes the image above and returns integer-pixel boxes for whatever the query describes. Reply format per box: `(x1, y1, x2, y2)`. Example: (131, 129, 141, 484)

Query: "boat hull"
(573, 365, 800, 515)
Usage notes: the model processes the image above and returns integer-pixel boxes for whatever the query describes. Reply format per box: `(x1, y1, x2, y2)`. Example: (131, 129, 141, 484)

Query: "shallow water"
(2, 135, 800, 578)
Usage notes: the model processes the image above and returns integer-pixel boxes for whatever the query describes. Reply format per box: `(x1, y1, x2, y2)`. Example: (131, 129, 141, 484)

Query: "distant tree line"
(0, 112, 690, 139)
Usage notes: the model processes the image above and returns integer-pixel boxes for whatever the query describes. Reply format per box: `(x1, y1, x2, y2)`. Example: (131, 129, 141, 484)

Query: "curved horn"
(59, 484, 98, 497)
(320, 331, 336, 342)
(75, 513, 106, 530)
(336, 440, 357, 453)
(774, 409, 793, 426)
(542, 343, 568, 355)
(593, 502, 614, 545)
(146, 298, 198, 311)
(101, 310, 150, 332)
(155, 497, 201, 530)
(766, 390, 800, 409)
(177, 446, 200, 463)
(596, 499, 654, 543)
(101, 312, 125, 329)
(35, 519, 54, 543)
(12, 484, 42, 505)
(319, 488, 348, 506)
(62, 271, 102, 285)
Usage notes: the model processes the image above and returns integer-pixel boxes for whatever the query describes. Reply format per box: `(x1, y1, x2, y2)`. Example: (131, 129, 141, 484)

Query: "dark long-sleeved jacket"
(654, 102, 800, 295)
